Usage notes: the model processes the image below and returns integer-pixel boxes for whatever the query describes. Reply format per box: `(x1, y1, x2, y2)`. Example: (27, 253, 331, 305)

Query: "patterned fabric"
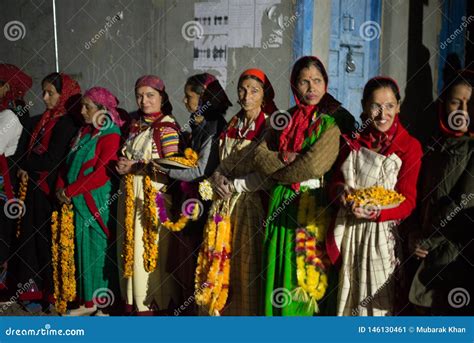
(117, 115, 179, 313)
(332, 147, 402, 316)
(160, 127, 180, 157)
(217, 111, 268, 316)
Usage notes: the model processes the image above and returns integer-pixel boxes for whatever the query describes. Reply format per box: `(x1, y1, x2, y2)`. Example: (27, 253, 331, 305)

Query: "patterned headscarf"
(135, 75, 172, 116)
(239, 68, 277, 115)
(83, 86, 124, 127)
(0, 63, 32, 110)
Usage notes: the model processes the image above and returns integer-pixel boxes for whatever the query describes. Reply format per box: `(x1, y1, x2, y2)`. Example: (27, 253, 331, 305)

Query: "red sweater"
(57, 132, 120, 198)
(330, 124, 422, 222)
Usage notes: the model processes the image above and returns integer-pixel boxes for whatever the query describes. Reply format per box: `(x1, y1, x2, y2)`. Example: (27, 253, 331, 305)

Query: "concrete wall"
(1, 0, 299, 125)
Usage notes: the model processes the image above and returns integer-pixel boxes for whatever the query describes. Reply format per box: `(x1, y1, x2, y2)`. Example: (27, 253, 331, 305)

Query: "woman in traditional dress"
(55, 87, 123, 315)
(410, 70, 473, 315)
(253, 56, 355, 316)
(327, 76, 423, 316)
(158, 73, 230, 316)
(0, 63, 32, 125)
(13, 72, 81, 311)
(115, 75, 180, 315)
(204, 68, 276, 315)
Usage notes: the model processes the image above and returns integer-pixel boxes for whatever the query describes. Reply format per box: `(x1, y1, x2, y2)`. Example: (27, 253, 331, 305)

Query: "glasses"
(369, 102, 397, 113)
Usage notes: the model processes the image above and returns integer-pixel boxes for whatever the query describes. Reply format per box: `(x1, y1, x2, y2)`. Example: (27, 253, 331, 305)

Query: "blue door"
(328, 0, 381, 121)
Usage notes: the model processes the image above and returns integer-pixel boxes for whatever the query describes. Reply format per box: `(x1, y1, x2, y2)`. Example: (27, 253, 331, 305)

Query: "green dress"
(264, 114, 337, 316)
(65, 124, 121, 304)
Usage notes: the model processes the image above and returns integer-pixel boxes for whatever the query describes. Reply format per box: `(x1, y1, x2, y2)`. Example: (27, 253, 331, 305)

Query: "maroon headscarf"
(135, 75, 173, 116)
(239, 68, 278, 115)
(0, 63, 32, 111)
(83, 86, 124, 127)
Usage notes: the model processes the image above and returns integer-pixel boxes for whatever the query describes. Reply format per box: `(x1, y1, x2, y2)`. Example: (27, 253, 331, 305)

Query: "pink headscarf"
(83, 86, 124, 127)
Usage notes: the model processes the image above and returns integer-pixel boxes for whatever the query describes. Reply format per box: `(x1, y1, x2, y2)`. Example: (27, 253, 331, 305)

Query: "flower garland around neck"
(122, 174, 135, 278)
(195, 203, 232, 315)
(51, 203, 76, 314)
(15, 175, 28, 238)
(155, 192, 200, 232)
(293, 190, 329, 313)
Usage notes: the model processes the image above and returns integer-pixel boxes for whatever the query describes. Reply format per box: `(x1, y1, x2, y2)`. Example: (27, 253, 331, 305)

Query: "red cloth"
(0, 64, 32, 111)
(63, 132, 120, 197)
(329, 119, 422, 222)
(0, 154, 14, 200)
(239, 68, 277, 115)
(28, 73, 81, 153)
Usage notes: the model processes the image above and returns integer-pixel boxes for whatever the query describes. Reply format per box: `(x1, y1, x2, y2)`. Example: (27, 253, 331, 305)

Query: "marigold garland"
(15, 175, 28, 238)
(51, 204, 76, 314)
(122, 174, 135, 278)
(143, 175, 159, 273)
(155, 192, 200, 232)
(195, 203, 232, 316)
(166, 148, 199, 167)
(293, 191, 329, 313)
(346, 185, 405, 207)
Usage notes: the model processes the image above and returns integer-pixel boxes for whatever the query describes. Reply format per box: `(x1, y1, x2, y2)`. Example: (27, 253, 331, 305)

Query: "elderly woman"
(410, 70, 473, 315)
(327, 77, 423, 316)
(13, 72, 80, 310)
(56, 87, 123, 316)
(253, 56, 355, 316)
(116, 75, 181, 315)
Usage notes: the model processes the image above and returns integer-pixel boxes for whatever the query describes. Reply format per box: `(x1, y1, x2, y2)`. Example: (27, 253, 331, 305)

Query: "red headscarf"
(438, 69, 474, 138)
(135, 75, 173, 117)
(28, 73, 81, 152)
(279, 56, 336, 153)
(0, 64, 32, 111)
(239, 68, 277, 115)
(83, 86, 124, 127)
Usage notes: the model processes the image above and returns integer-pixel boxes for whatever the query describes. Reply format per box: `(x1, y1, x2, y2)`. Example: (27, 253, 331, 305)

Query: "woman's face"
(445, 84, 472, 133)
(238, 78, 264, 113)
(364, 87, 400, 133)
(42, 82, 61, 110)
(136, 86, 162, 114)
(295, 65, 326, 106)
(80, 96, 101, 124)
(0, 81, 9, 99)
(183, 85, 200, 113)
